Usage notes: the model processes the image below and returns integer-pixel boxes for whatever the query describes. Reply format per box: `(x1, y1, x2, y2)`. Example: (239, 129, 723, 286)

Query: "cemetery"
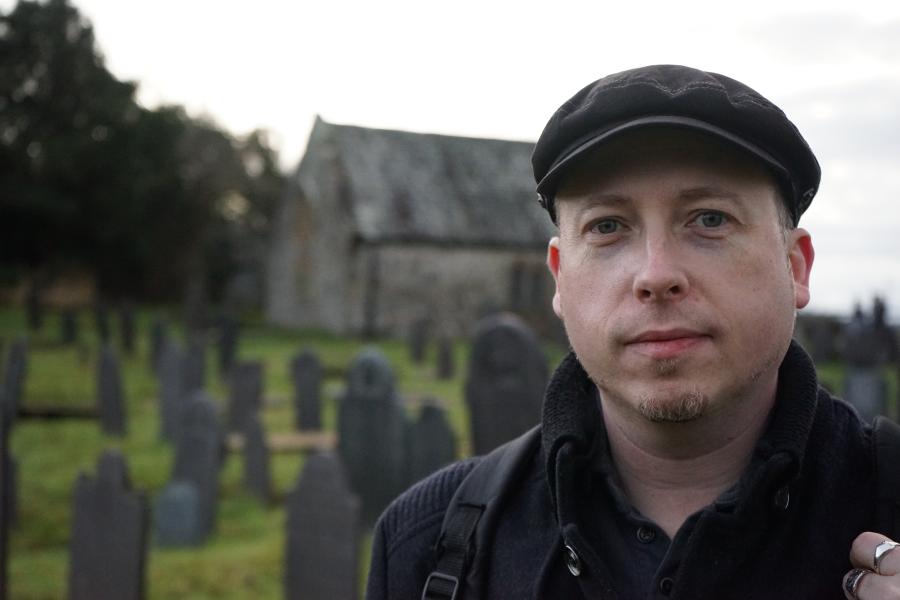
(0, 304, 576, 598)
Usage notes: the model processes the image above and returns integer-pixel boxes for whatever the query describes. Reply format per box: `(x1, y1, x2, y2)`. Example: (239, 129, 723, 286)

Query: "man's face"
(547, 129, 814, 425)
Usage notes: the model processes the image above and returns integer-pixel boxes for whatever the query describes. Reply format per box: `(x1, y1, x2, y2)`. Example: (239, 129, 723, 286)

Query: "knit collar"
(541, 340, 821, 522)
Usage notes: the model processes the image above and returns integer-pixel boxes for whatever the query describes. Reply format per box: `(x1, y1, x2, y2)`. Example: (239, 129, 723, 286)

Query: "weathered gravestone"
(119, 304, 136, 356)
(435, 335, 455, 380)
(408, 402, 456, 484)
(227, 361, 262, 434)
(157, 341, 185, 442)
(61, 310, 79, 345)
(97, 346, 126, 436)
(2, 338, 27, 426)
(169, 392, 223, 543)
(408, 317, 430, 365)
(284, 452, 360, 600)
(290, 350, 322, 431)
(183, 337, 206, 395)
(465, 313, 548, 455)
(242, 415, 271, 502)
(217, 316, 239, 378)
(842, 306, 889, 422)
(337, 348, 410, 523)
(149, 318, 167, 374)
(154, 482, 201, 547)
(68, 450, 148, 600)
(94, 301, 111, 343)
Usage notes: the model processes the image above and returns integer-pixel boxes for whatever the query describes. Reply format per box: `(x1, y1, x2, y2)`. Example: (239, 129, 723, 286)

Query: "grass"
(2, 306, 500, 599)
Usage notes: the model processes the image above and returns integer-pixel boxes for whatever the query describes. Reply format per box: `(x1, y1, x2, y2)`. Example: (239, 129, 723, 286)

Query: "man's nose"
(632, 237, 689, 303)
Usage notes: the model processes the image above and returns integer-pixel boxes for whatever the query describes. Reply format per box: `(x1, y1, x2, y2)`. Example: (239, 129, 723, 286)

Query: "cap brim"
(536, 114, 794, 216)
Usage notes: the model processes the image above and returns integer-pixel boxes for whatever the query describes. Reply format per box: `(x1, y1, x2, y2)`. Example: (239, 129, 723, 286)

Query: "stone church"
(265, 117, 557, 337)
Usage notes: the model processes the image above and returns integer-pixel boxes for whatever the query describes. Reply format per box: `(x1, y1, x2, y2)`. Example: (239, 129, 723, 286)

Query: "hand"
(844, 532, 900, 598)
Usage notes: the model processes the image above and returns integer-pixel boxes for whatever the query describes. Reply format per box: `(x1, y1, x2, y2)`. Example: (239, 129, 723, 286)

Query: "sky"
(4, 0, 900, 319)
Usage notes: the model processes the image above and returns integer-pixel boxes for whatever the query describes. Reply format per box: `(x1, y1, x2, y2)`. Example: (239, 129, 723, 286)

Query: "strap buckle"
(421, 571, 460, 600)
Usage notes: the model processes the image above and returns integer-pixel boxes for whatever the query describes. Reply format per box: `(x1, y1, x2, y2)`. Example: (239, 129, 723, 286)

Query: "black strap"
(421, 426, 542, 600)
(873, 416, 900, 536)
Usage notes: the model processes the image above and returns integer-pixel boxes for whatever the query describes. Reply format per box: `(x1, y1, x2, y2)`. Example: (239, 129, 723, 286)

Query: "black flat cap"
(532, 65, 820, 225)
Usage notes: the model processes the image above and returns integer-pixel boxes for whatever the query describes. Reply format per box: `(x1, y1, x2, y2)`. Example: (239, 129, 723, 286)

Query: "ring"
(874, 539, 900, 574)
(845, 568, 870, 599)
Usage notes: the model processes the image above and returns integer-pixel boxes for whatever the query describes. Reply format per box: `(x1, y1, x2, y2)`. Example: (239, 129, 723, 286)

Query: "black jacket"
(366, 342, 878, 599)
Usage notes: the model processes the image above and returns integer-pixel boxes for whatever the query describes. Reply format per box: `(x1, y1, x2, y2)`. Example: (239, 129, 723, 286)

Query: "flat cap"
(532, 65, 820, 225)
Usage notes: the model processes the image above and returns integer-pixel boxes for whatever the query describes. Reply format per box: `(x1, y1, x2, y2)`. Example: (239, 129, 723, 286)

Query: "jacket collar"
(541, 340, 821, 523)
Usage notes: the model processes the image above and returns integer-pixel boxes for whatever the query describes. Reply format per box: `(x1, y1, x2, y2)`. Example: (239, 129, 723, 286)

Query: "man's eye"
(696, 212, 727, 228)
(591, 219, 620, 234)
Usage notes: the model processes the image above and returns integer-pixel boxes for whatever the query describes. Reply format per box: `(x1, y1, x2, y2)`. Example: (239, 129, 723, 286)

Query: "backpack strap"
(873, 415, 900, 536)
(421, 425, 542, 600)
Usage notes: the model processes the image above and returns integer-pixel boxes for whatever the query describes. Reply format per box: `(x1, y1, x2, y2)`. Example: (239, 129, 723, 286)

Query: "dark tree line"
(0, 0, 284, 303)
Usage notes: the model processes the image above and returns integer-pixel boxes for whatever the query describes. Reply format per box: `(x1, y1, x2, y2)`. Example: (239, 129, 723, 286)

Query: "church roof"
(296, 117, 555, 249)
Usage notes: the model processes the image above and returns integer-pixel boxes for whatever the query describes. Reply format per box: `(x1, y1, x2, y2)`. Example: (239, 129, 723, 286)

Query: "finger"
(843, 568, 900, 599)
(850, 532, 900, 575)
(843, 568, 871, 600)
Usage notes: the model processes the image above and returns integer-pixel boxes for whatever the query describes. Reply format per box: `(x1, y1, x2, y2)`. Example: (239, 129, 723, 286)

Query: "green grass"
(2, 306, 496, 599)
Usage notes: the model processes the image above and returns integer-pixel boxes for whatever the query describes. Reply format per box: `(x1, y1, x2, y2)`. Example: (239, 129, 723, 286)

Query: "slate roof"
(297, 117, 556, 249)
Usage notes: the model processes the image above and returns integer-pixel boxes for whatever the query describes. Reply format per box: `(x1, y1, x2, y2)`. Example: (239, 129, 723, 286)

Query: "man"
(365, 65, 900, 599)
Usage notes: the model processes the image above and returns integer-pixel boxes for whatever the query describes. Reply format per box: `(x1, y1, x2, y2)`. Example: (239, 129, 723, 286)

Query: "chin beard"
(638, 390, 707, 423)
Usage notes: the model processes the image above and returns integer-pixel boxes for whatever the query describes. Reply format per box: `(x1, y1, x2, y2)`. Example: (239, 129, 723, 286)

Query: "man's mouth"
(625, 329, 711, 360)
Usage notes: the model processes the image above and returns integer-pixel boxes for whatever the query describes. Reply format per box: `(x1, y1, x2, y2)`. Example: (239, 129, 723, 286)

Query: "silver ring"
(874, 539, 900, 574)
(845, 568, 870, 599)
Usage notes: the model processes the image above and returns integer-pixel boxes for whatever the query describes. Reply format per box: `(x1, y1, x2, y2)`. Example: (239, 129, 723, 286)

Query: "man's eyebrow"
(566, 193, 631, 220)
(677, 186, 742, 202)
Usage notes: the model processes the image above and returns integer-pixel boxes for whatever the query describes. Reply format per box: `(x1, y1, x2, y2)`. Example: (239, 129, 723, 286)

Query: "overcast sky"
(5, 0, 900, 319)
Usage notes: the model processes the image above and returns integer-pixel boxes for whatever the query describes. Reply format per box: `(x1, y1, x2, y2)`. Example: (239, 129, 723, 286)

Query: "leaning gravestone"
(242, 415, 271, 503)
(435, 335, 455, 380)
(290, 350, 322, 431)
(408, 317, 430, 365)
(337, 348, 410, 523)
(217, 316, 239, 378)
(284, 452, 360, 600)
(170, 392, 223, 542)
(408, 402, 456, 484)
(465, 313, 548, 455)
(97, 346, 126, 436)
(227, 361, 262, 434)
(154, 481, 201, 547)
(67, 450, 148, 600)
(157, 341, 185, 442)
(183, 337, 206, 394)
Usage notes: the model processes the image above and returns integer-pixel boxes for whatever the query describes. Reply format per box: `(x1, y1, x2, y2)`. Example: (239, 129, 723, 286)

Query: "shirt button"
(564, 543, 582, 577)
(636, 526, 656, 544)
(658, 576, 674, 595)
(773, 485, 790, 511)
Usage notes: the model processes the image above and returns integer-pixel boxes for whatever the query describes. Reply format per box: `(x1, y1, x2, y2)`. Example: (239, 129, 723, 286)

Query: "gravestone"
(154, 482, 201, 547)
(284, 452, 360, 600)
(290, 350, 322, 431)
(120, 304, 136, 356)
(408, 317, 430, 365)
(1, 338, 27, 426)
(435, 335, 455, 380)
(67, 450, 148, 600)
(183, 337, 206, 394)
(94, 301, 111, 343)
(408, 402, 456, 484)
(227, 361, 262, 434)
(149, 318, 167, 374)
(242, 415, 271, 502)
(217, 316, 239, 378)
(157, 341, 185, 442)
(844, 368, 888, 424)
(61, 310, 79, 345)
(97, 346, 126, 436)
(337, 348, 410, 523)
(842, 304, 889, 421)
(465, 313, 548, 454)
(170, 392, 223, 542)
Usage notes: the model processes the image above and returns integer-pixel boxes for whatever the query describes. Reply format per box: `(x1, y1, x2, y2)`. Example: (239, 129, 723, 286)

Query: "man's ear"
(788, 228, 814, 309)
(547, 237, 563, 318)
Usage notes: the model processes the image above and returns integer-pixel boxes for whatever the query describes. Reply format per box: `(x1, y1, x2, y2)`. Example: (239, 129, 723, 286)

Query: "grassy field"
(2, 306, 530, 600)
(1, 306, 895, 599)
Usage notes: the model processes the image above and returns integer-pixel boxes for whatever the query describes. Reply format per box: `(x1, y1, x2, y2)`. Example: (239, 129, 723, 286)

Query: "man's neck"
(600, 381, 776, 539)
